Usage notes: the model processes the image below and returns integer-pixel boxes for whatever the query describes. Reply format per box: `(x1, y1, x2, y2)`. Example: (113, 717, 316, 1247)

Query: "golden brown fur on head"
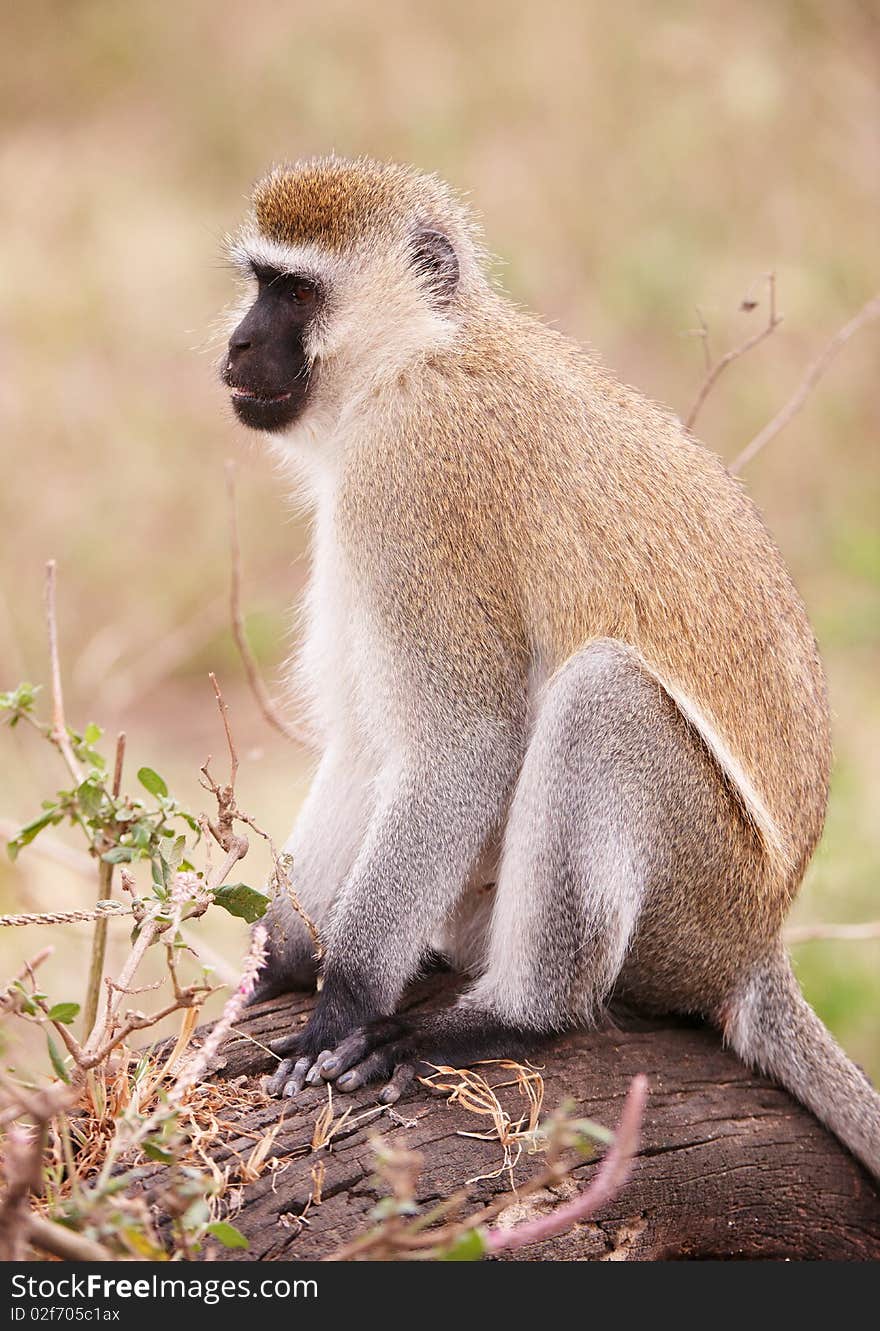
(253, 155, 480, 257)
(229, 157, 488, 410)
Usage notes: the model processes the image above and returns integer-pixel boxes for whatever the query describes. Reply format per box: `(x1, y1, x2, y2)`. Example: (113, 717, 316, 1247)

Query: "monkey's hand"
(266, 1009, 534, 1103)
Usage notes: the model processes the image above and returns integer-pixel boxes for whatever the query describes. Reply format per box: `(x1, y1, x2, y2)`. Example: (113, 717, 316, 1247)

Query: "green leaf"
(46, 1033, 71, 1084)
(101, 845, 135, 864)
(14, 981, 38, 1016)
(163, 834, 187, 872)
(76, 778, 105, 818)
(440, 1228, 488, 1261)
(0, 682, 41, 722)
(138, 767, 169, 800)
(212, 883, 269, 924)
(141, 1140, 175, 1164)
(7, 807, 62, 859)
(206, 1221, 249, 1250)
(83, 722, 103, 745)
(47, 1002, 80, 1025)
(131, 821, 153, 849)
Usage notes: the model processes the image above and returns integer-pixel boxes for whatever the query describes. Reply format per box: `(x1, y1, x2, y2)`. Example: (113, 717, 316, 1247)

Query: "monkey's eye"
(290, 279, 317, 304)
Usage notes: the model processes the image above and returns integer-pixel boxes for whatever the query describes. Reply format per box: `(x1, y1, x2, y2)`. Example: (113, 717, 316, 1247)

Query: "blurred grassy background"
(0, 1, 877, 1075)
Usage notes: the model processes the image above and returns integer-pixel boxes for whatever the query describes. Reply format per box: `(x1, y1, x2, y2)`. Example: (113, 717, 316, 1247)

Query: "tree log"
(176, 979, 880, 1261)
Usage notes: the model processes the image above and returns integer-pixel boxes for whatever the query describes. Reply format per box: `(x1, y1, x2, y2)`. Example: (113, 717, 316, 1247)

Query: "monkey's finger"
(266, 1057, 297, 1097)
(378, 1063, 415, 1105)
(280, 1057, 313, 1098)
(314, 1030, 373, 1080)
(336, 1050, 395, 1092)
(305, 1050, 335, 1085)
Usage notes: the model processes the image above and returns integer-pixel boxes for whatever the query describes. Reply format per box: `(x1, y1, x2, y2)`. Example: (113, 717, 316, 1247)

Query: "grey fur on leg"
(320, 724, 522, 1014)
(282, 718, 524, 1069)
(466, 639, 757, 1032)
(249, 742, 374, 1003)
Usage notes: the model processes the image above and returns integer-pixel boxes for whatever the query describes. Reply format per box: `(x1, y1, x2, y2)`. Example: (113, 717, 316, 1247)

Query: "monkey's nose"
(229, 333, 252, 354)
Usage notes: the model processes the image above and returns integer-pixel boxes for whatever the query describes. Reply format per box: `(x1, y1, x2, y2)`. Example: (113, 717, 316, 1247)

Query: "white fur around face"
(228, 229, 457, 456)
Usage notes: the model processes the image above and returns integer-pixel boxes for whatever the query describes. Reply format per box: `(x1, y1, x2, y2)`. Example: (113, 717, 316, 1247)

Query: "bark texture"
(178, 980, 880, 1261)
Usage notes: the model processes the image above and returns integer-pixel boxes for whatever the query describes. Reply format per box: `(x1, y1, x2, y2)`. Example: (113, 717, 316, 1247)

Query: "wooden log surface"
(167, 978, 880, 1261)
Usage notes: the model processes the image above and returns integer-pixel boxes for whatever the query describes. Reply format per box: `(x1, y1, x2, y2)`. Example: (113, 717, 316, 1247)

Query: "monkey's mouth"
(228, 385, 293, 404)
(226, 376, 311, 433)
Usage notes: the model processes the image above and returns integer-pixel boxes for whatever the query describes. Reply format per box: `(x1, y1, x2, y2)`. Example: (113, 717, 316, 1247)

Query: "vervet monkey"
(221, 156, 879, 1179)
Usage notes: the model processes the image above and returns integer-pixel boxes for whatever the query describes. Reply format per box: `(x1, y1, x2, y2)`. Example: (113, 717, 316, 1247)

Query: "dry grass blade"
(147, 1005, 201, 1092)
(421, 1059, 545, 1185)
(239, 1117, 285, 1184)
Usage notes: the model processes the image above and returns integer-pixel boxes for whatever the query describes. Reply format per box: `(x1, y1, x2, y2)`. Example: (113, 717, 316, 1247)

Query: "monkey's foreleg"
(249, 743, 373, 1004)
(267, 731, 520, 1096)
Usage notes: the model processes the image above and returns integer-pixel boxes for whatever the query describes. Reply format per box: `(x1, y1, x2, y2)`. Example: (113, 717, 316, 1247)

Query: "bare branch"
(732, 291, 880, 472)
(0, 1082, 71, 1260)
(82, 916, 162, 1060)
(44, 561, 83, 786)
(225, 460, 310, 747)
(0, 1128, 46, 1259)
(685, 274, 782, 432)
(0, 948, 54, 1011)
(24, 1212, 115, 1262)
(84, 730, 127, 1036)
(209, 671, 238, 792)
(234, 807, 323, 962)
(200, 675, 320, 954)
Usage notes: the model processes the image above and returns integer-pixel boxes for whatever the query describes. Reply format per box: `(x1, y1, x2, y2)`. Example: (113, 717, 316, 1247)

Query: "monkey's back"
(347, 303, 831, 901)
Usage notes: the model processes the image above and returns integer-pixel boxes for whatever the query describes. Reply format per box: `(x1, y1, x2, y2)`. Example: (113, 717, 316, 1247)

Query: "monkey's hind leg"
(310, 639, 693, 1099)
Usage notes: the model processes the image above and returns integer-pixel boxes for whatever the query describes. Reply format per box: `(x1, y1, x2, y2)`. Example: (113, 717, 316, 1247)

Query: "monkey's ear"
(410, 228, 460, 305)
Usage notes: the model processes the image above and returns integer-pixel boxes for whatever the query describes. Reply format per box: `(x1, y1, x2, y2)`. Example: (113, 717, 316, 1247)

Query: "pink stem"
(486, 1073, 648, 1254)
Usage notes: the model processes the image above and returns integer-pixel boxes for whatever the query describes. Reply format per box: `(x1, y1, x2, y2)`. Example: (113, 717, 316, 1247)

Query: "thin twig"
(82, 917, 162, 1060)
(225, 460, 308, 747)
(685, 274, 782, 432)
(732, 290, 880, 472)
(235, 809, 323, 961)
(84, 731, 127, 1038)
(44, 561, 83, 786)
(202, 676, 321, 955)
(209, 672, 238, 793)
(24, 1212, 114, 1262)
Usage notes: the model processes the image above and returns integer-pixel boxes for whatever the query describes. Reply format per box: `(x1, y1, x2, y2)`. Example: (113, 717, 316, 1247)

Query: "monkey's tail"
(722, 941, 880, 1182)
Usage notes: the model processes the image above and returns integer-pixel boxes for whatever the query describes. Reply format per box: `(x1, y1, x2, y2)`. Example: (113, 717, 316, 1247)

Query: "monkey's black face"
(223, 266, 320, 432)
